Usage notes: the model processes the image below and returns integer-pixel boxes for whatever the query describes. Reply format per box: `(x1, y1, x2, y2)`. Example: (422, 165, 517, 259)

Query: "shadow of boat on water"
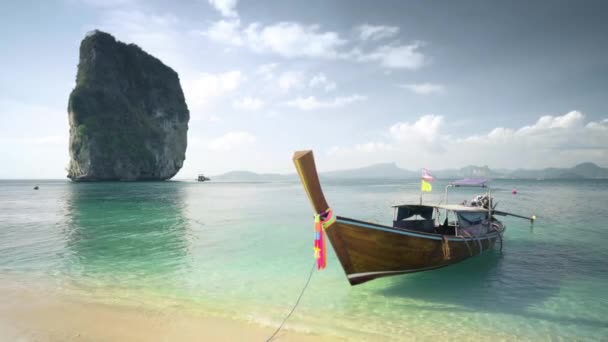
(375, 238, 608, 329)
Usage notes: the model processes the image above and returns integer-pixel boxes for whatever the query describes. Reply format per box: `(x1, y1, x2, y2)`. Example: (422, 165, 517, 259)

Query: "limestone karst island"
(67, 30, 189, 181)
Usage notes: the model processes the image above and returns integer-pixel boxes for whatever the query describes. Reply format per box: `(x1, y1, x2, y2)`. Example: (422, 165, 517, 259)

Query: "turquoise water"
(1, 179, 607, 340)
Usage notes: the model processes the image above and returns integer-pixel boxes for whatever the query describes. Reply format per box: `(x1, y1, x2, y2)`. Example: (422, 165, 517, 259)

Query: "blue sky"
(1, 0, 607, 178)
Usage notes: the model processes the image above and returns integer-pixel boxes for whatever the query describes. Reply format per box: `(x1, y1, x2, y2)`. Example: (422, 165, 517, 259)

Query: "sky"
(0, 0, 607, 179)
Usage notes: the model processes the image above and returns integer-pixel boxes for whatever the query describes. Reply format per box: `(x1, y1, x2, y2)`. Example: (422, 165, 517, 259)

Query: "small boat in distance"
(197, 174, 211, 182)
(293, 150, 535, 285)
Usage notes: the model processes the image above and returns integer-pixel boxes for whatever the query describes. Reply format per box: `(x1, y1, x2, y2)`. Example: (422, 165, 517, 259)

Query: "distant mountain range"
(211, 162, 608, 181)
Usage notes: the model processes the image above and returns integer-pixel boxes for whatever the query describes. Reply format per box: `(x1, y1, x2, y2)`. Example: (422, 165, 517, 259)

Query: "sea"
(0, 178, 607, 341)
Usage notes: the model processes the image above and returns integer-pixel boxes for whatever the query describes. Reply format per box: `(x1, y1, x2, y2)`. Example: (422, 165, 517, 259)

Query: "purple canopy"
(450, 178, 488, 187)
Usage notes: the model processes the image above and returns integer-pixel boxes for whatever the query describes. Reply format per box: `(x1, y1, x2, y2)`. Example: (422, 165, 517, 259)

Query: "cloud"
(401, 83, 444, 95)
(358, 42, 426, 69)
(202, 19, 428, 69)
(309, 73, 336, 92)
(463, 111, 585, 144)
(328, 142, 394, 156)
(208, 0, 238, 18)
(356, 24, 399, 41)
(389, 115, 444, 144)
(586, 118, 608, 130)
(255, 63, 278, 80)
(183, 70, 244, 109)
(518, 110, 584, 132)
(207, 131, 256, 150)
(233, 97, 264, 111)
(244, 22, 346, 59)
(327, 111, 608, 169)
(80, 0, 138, 8)
(204, 19, 243, 45)
(285, 94, 366, 110)
(96, 10, 190, 71)
(277, 71, 305, 92)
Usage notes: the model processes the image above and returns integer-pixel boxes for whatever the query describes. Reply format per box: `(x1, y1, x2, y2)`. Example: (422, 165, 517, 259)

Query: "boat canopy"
(450, 178, 488, 187)
(393, 204, 489, 213)
(430, 204, 488, 212)
(392, 204, 489, 224)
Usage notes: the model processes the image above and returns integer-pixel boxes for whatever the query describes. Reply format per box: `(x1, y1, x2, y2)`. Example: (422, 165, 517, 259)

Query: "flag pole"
(419, 169, 423, 205)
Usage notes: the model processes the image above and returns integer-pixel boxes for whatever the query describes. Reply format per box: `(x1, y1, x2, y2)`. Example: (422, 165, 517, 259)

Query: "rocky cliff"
(67, 30, 189, 181)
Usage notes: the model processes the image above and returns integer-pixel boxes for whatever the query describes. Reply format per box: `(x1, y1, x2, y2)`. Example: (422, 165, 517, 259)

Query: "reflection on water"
(62, 182, 192, 286)
(1, 179, 607, 340)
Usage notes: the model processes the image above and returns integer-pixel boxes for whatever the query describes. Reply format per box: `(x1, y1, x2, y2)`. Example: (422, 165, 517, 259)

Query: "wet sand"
(0, 278, 340, 342)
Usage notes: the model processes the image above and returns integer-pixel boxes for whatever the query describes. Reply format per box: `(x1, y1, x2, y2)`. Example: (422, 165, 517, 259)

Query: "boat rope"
(465, 229, 483, 254)
(491, 224, 503, 252)
(459, 231, 474, 256)
(267, 209, 334, 341)
(442, 236, 451, 260)
(266, 261, 316, 342)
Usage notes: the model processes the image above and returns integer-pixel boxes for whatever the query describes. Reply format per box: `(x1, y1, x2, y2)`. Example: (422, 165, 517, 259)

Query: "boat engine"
(470, 194, 495, 209)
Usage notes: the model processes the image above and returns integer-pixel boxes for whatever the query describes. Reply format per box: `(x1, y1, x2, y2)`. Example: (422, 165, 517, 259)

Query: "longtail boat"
(293, 150, 535, 285)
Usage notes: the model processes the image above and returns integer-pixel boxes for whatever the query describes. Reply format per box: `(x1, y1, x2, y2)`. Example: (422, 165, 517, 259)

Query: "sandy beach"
(0, 278, 339, 342)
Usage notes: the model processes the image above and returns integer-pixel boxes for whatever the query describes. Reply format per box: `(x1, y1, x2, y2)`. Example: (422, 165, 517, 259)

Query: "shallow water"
(0, 179, 607, 340)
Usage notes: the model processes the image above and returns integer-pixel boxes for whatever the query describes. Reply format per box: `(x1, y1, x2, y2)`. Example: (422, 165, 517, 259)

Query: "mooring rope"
(492, 224, 504, 252)
(266, 261, 316, 342)
(459, 230, 474, 257)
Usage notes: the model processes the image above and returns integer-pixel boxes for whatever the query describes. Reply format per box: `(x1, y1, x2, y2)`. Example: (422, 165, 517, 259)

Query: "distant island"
(211, 162, 608, 182)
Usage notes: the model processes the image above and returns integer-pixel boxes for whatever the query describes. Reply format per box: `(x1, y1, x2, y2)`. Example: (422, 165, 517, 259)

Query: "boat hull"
(327, 216, 502, 285)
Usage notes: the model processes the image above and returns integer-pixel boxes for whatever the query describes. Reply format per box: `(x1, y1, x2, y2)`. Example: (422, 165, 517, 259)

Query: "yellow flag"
(421, 180, 432, 192)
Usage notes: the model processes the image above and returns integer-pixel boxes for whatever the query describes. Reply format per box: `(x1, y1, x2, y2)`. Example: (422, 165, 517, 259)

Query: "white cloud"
(96, 10, 189, 71)
(204, 20, 346, 59)
(518, 110, 584, 133)
(80, 0, 137, 8)
(183, 70, 244, 109)
(208, 0, 238, 18)
(586, 118, 608, 130)
(309, 73, 337, 92)
(233, 97, 264, 111)
(202, 19, 428, 69)
(286, 94, 366, 110)
(358, 42, 426, 69)
(255, 63, 278, 80)
(204, 19, 243, 45)
(244, 22, 346, 59)
(356, 24, 399, 41)
(207, 131, 256, 150)
(328, 141, 394, 157)
(463, 111, 586, 143)
(326, 111, 608, 170)
(277, 71, 305, 92)
(389, 115, 444, 145)
(401, 83, 444, 95)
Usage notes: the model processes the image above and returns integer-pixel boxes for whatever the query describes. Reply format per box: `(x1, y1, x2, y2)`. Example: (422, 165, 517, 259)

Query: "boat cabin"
(392, 178, 497, 237)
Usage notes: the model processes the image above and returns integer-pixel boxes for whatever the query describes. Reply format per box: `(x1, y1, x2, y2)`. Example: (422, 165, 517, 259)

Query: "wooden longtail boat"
(293, 150, 532, 286)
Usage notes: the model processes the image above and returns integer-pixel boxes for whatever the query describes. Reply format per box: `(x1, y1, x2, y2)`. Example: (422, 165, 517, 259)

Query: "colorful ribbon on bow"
(313, 208, 336, 270)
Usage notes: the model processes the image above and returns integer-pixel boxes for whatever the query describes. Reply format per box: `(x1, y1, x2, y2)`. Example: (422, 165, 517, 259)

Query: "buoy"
(512, 189, 517, 195)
